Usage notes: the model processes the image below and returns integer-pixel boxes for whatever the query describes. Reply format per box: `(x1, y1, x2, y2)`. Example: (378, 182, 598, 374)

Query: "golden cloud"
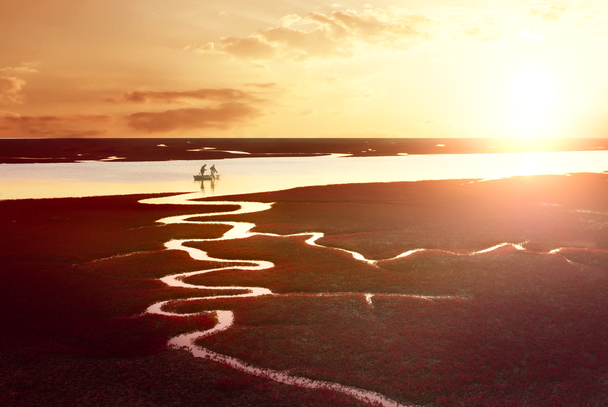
(0, 77, 26, 105)
(200, 36, 276, 60)
(114, 84, 276, 133)
(0, 113, 111, 138)
(0, 66, 38, 74)
(126, 103, 260, 133)
(527, 4, 567, 22)
(197, 4, 592, 61)
(115, 88, 260, 104)
(198, 9, 434, 61)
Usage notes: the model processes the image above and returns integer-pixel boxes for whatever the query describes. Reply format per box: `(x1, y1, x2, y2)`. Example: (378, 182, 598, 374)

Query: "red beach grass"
(2, 173, 608, 406)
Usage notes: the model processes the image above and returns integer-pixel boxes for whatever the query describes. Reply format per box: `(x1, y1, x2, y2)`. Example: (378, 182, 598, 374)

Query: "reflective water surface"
(1, 150, 607, 200)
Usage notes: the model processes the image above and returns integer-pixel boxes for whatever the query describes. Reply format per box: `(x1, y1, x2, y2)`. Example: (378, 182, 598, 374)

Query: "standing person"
(200, 164, 207, 176)
(210, 164, 218, 179)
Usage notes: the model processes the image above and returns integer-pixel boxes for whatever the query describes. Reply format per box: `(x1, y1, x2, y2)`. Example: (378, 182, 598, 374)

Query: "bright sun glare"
(510, 64, 557, 115)
(508, 64, 558, 137)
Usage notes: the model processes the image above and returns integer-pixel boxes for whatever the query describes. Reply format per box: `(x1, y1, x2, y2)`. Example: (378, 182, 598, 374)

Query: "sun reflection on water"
(1, 150, 607, 200)
(518, 153, 538, 176)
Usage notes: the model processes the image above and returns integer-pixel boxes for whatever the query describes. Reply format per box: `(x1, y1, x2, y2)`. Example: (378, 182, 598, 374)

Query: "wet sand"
(2, 173, 608, 406)
(1, 137, 607, 163)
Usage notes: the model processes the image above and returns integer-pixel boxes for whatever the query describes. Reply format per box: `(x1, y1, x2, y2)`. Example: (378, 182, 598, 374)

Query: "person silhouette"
(200, 164, 207, 176)
(210, 164, 218, 179)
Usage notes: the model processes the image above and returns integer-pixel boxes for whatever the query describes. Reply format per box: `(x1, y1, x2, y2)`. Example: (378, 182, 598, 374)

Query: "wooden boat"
(193, 174, 220, 181)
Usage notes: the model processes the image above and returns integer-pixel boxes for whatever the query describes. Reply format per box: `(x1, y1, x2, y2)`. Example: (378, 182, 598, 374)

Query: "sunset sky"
(1, 0, 608, 139)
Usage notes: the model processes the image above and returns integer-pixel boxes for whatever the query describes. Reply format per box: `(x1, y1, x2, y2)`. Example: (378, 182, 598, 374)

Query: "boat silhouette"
(193, 174, 220, 181)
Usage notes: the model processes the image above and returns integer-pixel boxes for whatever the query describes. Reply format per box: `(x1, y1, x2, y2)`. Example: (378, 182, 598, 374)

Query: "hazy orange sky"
(1, 0, 607, 138)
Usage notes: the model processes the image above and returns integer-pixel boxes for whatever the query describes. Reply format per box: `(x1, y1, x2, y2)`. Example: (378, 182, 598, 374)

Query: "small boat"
(193, 174, 220, 181)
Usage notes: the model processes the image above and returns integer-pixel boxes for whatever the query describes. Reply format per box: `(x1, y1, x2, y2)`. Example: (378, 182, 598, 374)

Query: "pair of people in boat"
(200, 164, 218, 179)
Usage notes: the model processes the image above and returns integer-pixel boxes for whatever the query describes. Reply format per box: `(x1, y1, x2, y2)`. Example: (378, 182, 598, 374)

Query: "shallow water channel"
(1, 150, 607, 200)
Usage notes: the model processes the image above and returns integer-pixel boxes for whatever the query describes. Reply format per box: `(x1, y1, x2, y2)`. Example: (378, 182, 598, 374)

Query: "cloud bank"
(126, 103, 259, 133)
(0, 77, 26, 105)
(112, 85, 274, 133)
(199, 9, 434, 61)
(0, 112, 111, 138)
(197, 3, 592, 61)
(110, 88, 264, 104)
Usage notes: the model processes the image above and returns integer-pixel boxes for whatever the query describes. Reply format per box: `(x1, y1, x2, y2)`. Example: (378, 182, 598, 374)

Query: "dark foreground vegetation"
(1, 173, 608, 406)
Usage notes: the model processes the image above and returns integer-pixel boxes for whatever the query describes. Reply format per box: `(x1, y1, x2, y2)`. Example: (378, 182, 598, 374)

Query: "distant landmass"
(0, 137, 606, 164)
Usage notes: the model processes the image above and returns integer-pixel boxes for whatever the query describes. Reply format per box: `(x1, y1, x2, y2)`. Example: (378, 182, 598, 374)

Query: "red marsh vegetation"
(0, 192, 376, 406)
(2, 173, 608, 406)
(189, 173, 608, 405)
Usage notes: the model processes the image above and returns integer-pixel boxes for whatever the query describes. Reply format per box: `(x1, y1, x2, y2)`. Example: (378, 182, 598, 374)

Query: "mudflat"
(1, 137, 607, 163)
(2, 173, 608, 406)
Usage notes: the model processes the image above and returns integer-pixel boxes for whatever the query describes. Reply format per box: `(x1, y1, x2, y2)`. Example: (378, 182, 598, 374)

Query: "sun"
(510, 64, 557, 115)
(507, 64, 558, 137)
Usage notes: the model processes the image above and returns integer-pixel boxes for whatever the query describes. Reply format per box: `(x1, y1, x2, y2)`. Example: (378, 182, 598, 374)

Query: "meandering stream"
(141, 192, 431, 406)
(139, 191, 592, 407)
